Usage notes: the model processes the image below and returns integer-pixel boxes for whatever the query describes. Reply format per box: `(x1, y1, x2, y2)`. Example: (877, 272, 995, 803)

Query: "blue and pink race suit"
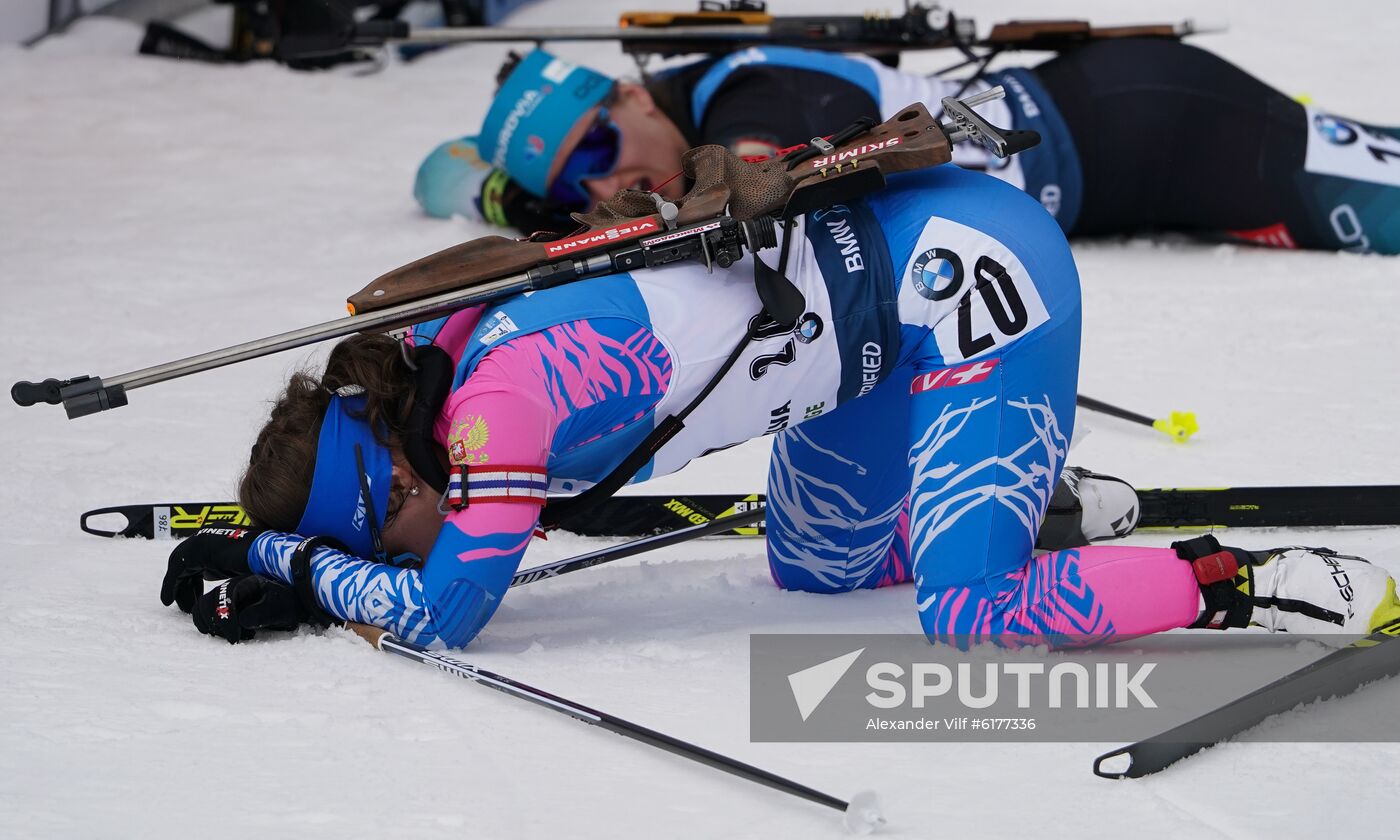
(249, 167, 1202, 648)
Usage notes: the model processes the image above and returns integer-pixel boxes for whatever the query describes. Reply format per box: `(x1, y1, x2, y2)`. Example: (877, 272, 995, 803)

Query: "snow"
(2, 1, 1398, 837)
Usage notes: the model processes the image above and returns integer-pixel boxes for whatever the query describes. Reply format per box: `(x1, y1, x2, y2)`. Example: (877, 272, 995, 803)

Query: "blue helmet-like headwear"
(414, 135, 491, 222)
(295, 392, 393, 560)
(478, 49, 614, 198)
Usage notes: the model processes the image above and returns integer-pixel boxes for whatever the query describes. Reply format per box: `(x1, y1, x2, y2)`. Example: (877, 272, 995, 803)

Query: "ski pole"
(1076, 394, 1198, 443)
(345, 622, 886, 833)
(510, 507, 765, 587)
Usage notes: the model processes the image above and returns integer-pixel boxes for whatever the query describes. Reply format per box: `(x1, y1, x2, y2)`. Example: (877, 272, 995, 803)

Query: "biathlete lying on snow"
(418, 42, 1400, 253)
(160, 158, 1400, 648)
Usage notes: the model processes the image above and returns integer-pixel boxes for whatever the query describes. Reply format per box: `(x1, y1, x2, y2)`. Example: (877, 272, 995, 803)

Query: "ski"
(1093, 622, 1400, 778)
(568, 494, 767, 537)
(80, 485, 1400, 541)
(560, 484, 1400, 534)
(1134, 484, 1400, 529)
(81, 502, 253, 539)
(77, 494, 766, 540)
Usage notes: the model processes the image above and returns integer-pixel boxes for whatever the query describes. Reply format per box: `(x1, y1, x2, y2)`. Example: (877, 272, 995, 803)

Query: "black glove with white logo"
(192, 575, 311, 644)
(160, 526, 265, 614)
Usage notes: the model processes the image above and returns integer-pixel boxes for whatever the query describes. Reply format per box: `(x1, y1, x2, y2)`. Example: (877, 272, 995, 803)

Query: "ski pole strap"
(291, 536, 348, 629)
(1172, 534, 1252, 630)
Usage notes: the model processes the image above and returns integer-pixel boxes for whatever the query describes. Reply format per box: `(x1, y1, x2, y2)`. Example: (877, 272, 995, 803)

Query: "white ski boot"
(1173, 534, 1400, 633)
(1039, 467, 1141, 550)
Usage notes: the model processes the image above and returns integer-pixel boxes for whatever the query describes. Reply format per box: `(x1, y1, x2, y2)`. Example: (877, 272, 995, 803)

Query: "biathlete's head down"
(415, 50, 690, 229)
(239, 335, 448, 564)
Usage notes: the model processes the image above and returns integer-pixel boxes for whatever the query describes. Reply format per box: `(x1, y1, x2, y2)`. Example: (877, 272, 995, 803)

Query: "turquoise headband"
(478, 49, 613, 197)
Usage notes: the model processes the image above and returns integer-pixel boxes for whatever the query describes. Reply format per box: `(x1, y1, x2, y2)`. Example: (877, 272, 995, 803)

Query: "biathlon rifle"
(11, 89, 1035, 419)
(265, 0, 1222, 67)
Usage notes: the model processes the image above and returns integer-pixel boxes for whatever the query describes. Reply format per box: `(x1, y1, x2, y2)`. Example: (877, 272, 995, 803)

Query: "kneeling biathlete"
(161, 164, 1400, 649)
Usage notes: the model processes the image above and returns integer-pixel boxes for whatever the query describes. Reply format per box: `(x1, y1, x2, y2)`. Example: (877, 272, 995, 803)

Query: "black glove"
(192, 575, 311, 644)
(481, 169, 580, 235)
(159, 526, 265, 614)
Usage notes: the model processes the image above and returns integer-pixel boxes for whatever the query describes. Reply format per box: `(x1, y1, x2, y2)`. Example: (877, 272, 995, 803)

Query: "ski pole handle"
(346, 621, 389, 649)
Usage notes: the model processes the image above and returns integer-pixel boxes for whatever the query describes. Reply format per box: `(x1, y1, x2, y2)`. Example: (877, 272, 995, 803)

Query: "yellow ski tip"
(1152, 411, 1199, 443)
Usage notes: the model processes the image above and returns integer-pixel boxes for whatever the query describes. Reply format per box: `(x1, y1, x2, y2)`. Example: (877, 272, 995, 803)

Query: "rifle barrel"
(393, 24, 771, 45)
(109, 271, 533, 393)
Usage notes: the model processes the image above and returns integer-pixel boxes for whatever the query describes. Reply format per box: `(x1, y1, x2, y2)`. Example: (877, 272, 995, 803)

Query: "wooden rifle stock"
(620, 9, 774, 27)
(984, 19, 1190, 49)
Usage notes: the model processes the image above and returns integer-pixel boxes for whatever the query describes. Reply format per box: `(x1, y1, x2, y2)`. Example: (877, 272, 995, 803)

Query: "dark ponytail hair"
(238, 333, 415, 530)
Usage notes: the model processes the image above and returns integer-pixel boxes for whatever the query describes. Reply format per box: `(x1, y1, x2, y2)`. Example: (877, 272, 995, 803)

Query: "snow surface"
(2, 1, 1399, 838)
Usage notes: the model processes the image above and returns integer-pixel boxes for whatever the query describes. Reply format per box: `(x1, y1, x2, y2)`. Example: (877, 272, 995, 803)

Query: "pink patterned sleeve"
(415, 354, 561, 647)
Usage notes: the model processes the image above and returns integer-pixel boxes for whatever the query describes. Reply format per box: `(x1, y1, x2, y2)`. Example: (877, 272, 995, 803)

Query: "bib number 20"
(957, 256, 1029, 358)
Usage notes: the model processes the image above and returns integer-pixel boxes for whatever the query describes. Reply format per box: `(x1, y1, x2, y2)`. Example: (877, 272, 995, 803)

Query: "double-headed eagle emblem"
(448, 415, 490, 465)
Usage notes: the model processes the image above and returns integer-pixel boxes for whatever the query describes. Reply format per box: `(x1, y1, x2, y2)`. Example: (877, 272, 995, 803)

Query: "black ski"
(1093, 622, 1400, 778)
(79, 484, 1400, 541)
(76, 495, 766, 541)
(81, 502, 253, 539)
(1134, 484, 1400, 529)
(567, 494, 767, 536)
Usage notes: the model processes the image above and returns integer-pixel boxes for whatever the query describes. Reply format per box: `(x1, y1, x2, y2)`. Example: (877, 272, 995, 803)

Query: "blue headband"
(296, 393, 393, 560)
(478, 49, 614, 197)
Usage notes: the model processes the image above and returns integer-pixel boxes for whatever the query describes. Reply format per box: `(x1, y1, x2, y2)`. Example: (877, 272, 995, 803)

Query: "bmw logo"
(795, 312, 824, 344)
(910, 248, 964, 301)
(1313, 114, 1357, 145)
